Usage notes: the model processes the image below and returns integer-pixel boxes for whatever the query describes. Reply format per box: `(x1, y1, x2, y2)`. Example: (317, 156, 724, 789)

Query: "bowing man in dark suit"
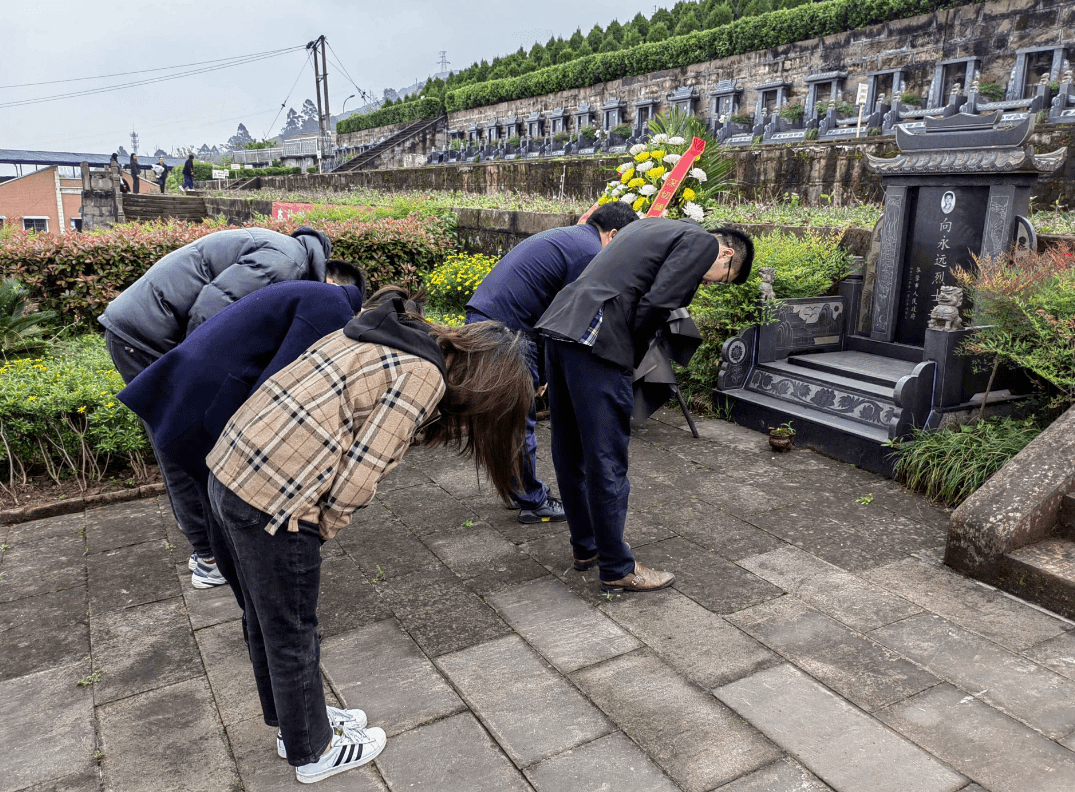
(535, 217, 753, 593)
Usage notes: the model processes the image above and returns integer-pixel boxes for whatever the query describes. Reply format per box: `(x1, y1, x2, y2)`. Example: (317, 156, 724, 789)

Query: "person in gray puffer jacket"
(98, 226, 332, 589)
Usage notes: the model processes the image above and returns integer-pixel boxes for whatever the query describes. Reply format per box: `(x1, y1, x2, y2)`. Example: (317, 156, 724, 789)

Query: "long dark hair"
(420, 320, 533, 502)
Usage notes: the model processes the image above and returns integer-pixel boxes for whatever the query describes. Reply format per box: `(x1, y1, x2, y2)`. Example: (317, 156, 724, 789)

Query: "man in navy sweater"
(465, 202, 637, 523)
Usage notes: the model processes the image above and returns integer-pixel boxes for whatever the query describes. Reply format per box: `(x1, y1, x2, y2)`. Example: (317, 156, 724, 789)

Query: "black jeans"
(545, 338, 636, 581)
(208, 474, 331, 767)
(104, 331, 214, 559)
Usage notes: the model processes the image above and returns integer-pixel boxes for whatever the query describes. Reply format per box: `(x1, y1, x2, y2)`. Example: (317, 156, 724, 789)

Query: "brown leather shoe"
(601, 562, 674, 593)
(573, 554, 598, 571)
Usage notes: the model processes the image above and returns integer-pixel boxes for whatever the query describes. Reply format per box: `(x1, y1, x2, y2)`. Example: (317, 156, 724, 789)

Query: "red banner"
(646, 137, 706, 218)
(271, 202, 314, 221)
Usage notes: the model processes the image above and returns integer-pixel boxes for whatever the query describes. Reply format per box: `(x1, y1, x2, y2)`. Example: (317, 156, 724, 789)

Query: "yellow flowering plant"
(425, 252, 499, 314)
(594, 108, 732, 222)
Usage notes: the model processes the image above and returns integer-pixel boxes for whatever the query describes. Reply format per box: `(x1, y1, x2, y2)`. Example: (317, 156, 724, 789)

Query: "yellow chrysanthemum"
(682, 187, 696, 201)
(650, 149, 667, 161)
(648, 166, 666, 181)
(632, 196, 647, 212)
(627, 177, 645, 189)
(633, 152, 650, 162)
(620, 169, 634, 183)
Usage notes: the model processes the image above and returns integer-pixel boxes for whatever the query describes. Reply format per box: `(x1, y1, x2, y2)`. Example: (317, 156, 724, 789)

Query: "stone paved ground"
(3, 409, 1075, 792)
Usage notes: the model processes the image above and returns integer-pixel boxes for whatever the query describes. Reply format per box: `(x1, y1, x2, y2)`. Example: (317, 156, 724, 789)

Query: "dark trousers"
(465, 312, 547, 508)
(208, 475, 331, 767)
(183, 174, 194, 190)
(132, 175, 139, 193)
(545, 338, 635, 581)
(104, 331, 213, 559)
(158, 177, 166, 193)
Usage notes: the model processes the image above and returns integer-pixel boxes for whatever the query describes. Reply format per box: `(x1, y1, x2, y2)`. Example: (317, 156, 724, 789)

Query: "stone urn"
(768, 423, 795, 452)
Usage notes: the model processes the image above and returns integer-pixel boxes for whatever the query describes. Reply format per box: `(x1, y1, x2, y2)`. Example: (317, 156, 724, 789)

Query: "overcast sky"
(2, 0, 672, 161)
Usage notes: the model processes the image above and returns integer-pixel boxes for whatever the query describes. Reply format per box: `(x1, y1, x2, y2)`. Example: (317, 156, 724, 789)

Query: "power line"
(0, 46, 305, 90)
(325, 40, 374, 107)
(263, 50, 314, 140)
(0, 48, 304, 110)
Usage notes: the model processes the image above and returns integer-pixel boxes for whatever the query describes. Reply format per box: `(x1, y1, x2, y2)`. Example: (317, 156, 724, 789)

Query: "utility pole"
(306, 36, 332, 136)
(438, 51, 450, 75)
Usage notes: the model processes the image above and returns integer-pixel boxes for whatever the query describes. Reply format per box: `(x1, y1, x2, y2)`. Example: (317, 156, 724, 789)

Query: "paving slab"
(84, 499, 165, 554)
(0, 660, 95, 792)
(374, 565, 510, 657)
(867, 557, 1069, 650)
(316, 554, 392, 638)
(378, 482, 478, 536)
(0, 586, 89, 681)
(573, 649, 781, 792)
(89, 596, 201, 704)
(658, 499, 785, 562)
(631, 536, 783, 614)
(18, 770, 103, 792)
(377, 459, 433, 493)
(599, 587, 781, 688)
(730, 596, 940, 711)
(715, 663, 966, 792)
(375, 712, 532, 792)
(876, 683, 1075, 792)
(86, 539, 179, 614)
(422, 521, 548, 594)
(226, 716, 388, 792)
(97, 677, 239, 792)
(871, 613, 1075, 739)
(4, 512, 85, 545)
(1023, 629, 1075, 681)
(739, 545, 922, 631)
(194, 619, 262, 726)
(524, 732, 680, 792)
(177, 561, 242, 629)
(334, 510, 445, 580)
(0, 530, 86, 603)
(714, 757, 834, 792)
(437, 634, 612, 767)
(320, 619, 465, 737)
(487, 578, 640, 673)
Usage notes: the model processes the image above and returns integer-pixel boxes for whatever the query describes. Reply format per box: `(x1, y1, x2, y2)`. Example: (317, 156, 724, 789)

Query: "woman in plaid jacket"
(206, 298, 533, 784)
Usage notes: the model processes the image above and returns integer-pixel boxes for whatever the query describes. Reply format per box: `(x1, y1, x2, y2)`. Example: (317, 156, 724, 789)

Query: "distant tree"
(300, 98, 319, 132)
(586, 24, 604, 49)
(575, 41, 593, 58)
(282, 107, 302, 137)
(742, 0, 772, 15)
(153, 148, 168, 157)
(622, 28, 644, 48)
(599, 35, 620, 53)
(538, 52, 553, 69)
(197, 144, 211, 156)
(529, 41, 546, 63)
(226, 123, 254, 151)
(647, 21, 671, 43)
(675, 8, 702, 35)
(568, 29, 585, 50)
(651, 8, 674, 28)
(557, 48, 575, 65)
(606, 19, 623, 42)
(706, 4, 734, 26)
(629, 12, 650, 38)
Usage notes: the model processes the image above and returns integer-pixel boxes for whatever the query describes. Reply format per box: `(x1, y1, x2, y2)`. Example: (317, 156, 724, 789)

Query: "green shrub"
(307, 166, 318, 174)
(899, 92, 922, 106)
(505, 135, 521, 147)
(0, 215, 457, 330)
(0, 335, 152, 499)
(0, 278, 56, 354)
(425, 252, 498, 315)
(890, 418, 1041, 507)
(337, 97, 443, 135)
(679, 229, 852, 399)
(579, 127, 597, 142)
(730, 113, 754, 125)
(611, 123, 633, 138)
(977, 81, 1005, 101)
(779, 102, 804, 122)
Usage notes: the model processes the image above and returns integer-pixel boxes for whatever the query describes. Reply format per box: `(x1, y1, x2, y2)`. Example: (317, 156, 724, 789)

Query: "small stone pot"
(768, 432, 795, 452)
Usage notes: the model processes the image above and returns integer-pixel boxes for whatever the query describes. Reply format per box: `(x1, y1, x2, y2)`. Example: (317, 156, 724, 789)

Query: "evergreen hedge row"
(444, 0, 976, 112)
(337, 97, 444, 135)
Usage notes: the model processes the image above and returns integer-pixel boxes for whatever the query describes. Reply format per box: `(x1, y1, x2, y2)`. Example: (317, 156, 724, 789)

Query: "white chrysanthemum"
(612, 184, 625, 195)
(607, 181, 621, 190)
(668, 136, 685, 145)
(663, 153, 681, 165)
(636, 210, 647, 219)
(636, 160, 654, 172)
(639, 184, 657, 196)
(682, 201, 705, 222)
(628, 143, 646, 155)
(618, 161, 634, 173)
(651, 133, 668, 143)
(689, 167, 708, 182)
(661, 172, 671, 181)
(620, 193, 637, 204)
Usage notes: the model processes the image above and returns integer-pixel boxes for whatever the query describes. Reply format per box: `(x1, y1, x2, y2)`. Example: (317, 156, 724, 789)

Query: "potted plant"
(768, 421, 796, 452)
(778, 102, 804, 123)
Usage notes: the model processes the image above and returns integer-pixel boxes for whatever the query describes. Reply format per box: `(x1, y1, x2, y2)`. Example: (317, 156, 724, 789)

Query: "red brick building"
(0, 166, 87, 233)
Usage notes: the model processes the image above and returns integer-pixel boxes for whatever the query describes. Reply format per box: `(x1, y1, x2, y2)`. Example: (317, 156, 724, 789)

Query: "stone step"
(1000, 537, 1075, 620)
(1059, 492, 1075, 540)
(788, 350, 918, 388)
(762, 359, 897, 401)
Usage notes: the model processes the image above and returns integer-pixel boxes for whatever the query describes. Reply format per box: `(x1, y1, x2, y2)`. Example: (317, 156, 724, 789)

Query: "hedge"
(337, 97, 444, 135)
(0, 214, 457, 331)
(444, 0, 977, 112)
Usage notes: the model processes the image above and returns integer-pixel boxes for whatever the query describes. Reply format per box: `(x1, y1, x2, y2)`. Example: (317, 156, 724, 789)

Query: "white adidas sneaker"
(294, 723, 386, 784)
(277, 705, 367, 759)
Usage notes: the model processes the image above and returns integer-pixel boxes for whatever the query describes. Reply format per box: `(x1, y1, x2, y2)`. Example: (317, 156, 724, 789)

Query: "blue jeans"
(465, 312, 547, 508)
(544, 338, 635, 581)
(208, 474, 331, 767)
(105, 330, 214, 559)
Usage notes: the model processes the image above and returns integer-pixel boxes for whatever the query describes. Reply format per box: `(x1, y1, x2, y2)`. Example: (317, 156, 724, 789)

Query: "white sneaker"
(295, 723, 386, 784)
(191, 558, 226, 588)
(187, 552, 199, 571)
(278, 706, 367, 759)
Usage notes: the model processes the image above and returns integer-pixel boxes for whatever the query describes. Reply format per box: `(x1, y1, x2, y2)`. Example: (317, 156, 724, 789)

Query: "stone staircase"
(121, 194, 208, 223)
(332, 116, 442, 173)
(999, 489, 1075, 618)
